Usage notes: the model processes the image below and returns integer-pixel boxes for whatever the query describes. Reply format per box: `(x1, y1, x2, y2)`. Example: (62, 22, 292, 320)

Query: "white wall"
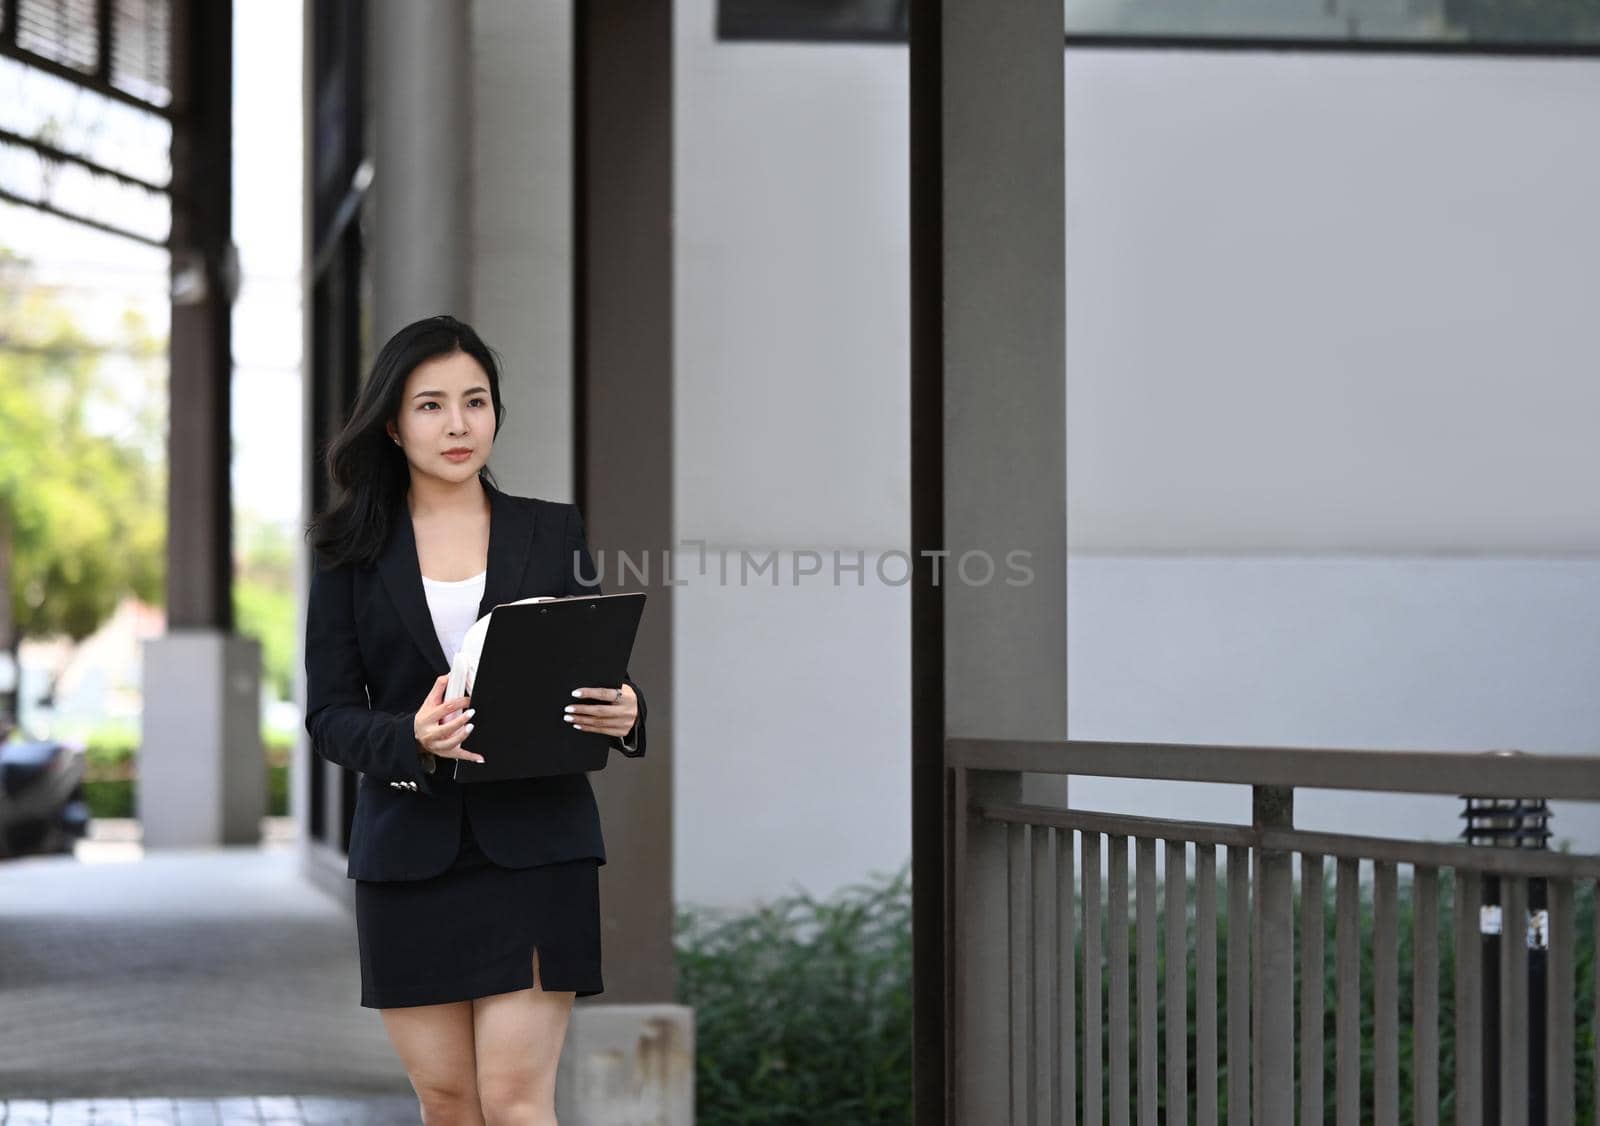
(1068, 556, 1600, 853)
(672, 14, 1600, 908)
(1065, 49, 1600, 553)
(1062, 49, 1600, 856)
(674, 0, 911, 909)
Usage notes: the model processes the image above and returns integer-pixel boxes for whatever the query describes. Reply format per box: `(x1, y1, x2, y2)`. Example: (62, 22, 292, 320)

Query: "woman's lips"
(443, 450, 473, 462)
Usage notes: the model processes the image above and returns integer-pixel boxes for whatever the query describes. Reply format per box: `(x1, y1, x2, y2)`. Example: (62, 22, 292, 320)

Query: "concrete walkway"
(0, 821, 416, 1120)
(0, 1096, 420, 1124)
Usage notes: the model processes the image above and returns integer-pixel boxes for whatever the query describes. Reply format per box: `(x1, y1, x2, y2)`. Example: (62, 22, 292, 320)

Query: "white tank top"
(421, 569, 487, 662)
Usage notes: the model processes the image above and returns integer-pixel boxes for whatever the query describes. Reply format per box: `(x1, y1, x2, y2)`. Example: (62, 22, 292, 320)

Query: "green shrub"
(675, 864, 913, 1125)
(73, 731, 293, 819)
(83, 778, 134, 818)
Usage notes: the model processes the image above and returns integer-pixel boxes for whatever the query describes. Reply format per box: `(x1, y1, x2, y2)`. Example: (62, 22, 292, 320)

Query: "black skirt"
(354, 807, 603, 1008)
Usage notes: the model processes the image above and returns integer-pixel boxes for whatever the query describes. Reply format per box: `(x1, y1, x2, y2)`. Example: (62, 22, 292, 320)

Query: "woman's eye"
(419, 399, 487, 410)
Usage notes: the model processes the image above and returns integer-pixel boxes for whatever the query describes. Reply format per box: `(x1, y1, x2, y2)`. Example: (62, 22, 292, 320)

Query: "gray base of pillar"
(557, 1003, 696, 1125)
(138, 631, 263, 848)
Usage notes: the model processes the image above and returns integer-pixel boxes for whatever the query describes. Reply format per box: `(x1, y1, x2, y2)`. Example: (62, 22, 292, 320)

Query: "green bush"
(73, 728, 294, 819)
(675, 864, 913, 1125)
(83, 778, 134, 818)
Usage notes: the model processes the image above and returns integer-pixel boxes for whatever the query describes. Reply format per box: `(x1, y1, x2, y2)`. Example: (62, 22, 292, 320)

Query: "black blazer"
(303, 480, 647, 881)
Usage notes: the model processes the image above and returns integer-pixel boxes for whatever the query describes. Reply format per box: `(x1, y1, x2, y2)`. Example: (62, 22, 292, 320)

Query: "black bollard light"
(1461, 787, 1552, 1126)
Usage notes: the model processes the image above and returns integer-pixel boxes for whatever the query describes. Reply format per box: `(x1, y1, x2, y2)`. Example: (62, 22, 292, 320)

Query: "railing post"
(952, 767, 1025, 1124)
(1252, 785, 1295, 1126)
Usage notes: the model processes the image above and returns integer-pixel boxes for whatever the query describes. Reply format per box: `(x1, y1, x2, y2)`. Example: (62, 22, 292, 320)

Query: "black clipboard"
(450, 591, 646, 782)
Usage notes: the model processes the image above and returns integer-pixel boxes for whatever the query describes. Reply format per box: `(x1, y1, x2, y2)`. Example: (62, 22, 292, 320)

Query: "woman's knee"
(477, 1079, 556, 1126)
(414, 1080, 485, 1126)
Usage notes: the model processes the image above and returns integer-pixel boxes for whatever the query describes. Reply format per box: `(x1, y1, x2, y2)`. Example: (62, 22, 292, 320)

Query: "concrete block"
(557, 1003, 695, 1125)
(140, 630, 264, 848)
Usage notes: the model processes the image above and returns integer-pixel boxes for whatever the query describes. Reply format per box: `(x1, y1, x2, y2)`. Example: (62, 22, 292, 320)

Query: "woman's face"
(386, 350, 497, 483)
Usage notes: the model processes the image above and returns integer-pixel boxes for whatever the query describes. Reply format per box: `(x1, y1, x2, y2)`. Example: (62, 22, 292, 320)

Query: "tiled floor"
(0, 1096, 419, 1125)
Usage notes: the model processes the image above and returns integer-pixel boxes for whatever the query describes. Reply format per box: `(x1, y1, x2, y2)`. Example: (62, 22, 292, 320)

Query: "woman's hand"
(565, 683, 638, 738)
(414, 673, 486, 764)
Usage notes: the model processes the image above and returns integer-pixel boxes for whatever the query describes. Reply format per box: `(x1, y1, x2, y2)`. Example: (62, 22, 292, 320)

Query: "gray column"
(912, 0, 1065, 1120)
(941, 0, 1067, 747)
(141, 0, 264, 850)
(575, 0, 676, 1008)
(369, 0, 473, 339)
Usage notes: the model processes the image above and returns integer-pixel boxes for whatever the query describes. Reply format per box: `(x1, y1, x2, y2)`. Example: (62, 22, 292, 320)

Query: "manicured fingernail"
(466, 708, 476, 718)
(564, 705, 575, 713)
(574, 724, 584, 730)
(464, 723, 474, 733)
(563, 715, 574, 723)
(571, 689, 584, 697)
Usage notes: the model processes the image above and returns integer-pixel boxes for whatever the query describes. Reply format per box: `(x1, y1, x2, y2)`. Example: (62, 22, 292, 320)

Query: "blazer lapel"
(375, 478, 538, 677)
(477, 480, 538, 619)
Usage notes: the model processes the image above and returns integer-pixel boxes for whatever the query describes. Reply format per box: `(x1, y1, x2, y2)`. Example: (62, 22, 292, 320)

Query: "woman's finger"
(420, 709, 470, 741)
(565, 712, 634, 730)
(429, 696, 472, 724)
(564, 702, 631, 717)
(570, 686, 630, 705)
(566, 715, 631, 734)
(428, 722, 481, 760)
(437, 705, 475, 729)
(438, 741, 484, 763)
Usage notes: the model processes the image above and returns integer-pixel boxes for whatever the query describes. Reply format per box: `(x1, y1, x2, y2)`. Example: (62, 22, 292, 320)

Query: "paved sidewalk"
(0, 1096, 419, 1124)
(0, 822, 413, 1107)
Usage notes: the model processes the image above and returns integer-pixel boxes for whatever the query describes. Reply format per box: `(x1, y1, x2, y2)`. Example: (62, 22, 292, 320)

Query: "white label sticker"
(1479, 905, 1504, 935)
(1527, 909, 1549, 950)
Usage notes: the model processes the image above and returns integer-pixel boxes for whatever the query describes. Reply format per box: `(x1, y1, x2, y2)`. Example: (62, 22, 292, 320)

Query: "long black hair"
(305, 314, 507, 570)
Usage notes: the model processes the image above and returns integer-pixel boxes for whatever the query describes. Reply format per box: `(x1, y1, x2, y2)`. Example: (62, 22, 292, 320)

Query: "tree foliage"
(0, 249, 167, 643)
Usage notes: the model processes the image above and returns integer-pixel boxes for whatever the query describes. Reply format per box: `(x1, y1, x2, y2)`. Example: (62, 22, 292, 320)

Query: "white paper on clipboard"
(443, 595, 559, 719)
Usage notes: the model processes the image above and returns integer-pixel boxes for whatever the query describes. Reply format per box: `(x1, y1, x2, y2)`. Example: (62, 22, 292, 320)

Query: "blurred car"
(0, 717, 91, 859)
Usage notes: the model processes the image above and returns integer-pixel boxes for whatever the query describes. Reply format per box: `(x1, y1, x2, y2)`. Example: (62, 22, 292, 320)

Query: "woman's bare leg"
(380, 999, 486, 1125)
(472, 948, 576, 1126)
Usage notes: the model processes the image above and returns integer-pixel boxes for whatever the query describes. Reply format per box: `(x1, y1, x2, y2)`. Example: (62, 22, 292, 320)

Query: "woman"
(303, 314, 647, 1125)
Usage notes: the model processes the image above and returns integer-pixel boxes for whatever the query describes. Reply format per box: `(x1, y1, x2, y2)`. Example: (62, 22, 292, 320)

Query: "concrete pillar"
(912, 0, 1066, 1118)
(142, 0, 261, 850)
(576, 0, 677, 1008)
(369, 0, 473, 339)
(939, 0, 1067, 748)
(140, 633, 265, 847)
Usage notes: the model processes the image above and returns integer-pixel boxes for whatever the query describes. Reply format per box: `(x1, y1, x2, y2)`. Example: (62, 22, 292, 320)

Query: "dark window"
(716, 0, 1600, 50)
(1069, 0, 1600, 49)
(718, 0, 908, 43)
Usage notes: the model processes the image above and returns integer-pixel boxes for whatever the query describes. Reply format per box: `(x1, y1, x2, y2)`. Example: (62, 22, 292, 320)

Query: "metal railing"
(947, 738, 1600, 1126)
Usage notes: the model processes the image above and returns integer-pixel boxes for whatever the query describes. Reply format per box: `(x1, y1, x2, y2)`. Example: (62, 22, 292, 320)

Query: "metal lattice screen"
(4, 0, 171, 109)
(0, 0, 173, 244)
